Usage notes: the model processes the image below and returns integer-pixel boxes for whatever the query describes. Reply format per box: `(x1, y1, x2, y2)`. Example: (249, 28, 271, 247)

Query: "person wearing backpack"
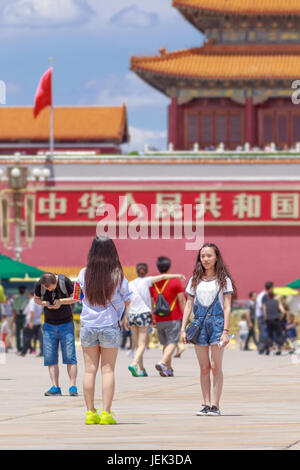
(128, 262, 185, 378)
(150, 257, 186, 377)
(34, 272, 78, 397)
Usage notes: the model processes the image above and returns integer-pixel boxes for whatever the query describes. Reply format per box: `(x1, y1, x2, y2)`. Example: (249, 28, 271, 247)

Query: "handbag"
(185, 288, 221, 344)
(186, 321, 202, 344)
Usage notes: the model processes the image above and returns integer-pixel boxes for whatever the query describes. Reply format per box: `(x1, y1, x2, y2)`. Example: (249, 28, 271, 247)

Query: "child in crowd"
(1, 315, 8, 352)
(285, 313, 298, 345)
(238, 314, 249, 350)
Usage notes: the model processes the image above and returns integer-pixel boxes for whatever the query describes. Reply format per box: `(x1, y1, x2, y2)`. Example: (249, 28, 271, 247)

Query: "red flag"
(33, 67, 52, 118)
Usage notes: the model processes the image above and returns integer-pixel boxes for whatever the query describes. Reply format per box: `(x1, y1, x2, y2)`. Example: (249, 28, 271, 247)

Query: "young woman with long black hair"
(181, 243, 236, 416)
(77, 236, 131, 425)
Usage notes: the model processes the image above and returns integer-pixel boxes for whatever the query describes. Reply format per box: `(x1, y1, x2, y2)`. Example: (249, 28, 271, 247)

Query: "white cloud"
(125, 126, 167, 152)
(1, 0, 94, 28)
(5, 81, 23, 96)
(81, 73, 169, 152)
(84, 0, 181, 32)
(83, 72, 169, 110)
(109, 5, 158, 29)
(88, 0, 175, 21)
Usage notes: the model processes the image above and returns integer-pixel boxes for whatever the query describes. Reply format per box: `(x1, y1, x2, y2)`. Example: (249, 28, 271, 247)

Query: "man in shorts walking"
(150, 257, 186, 377)
(34, 272, 78, 396)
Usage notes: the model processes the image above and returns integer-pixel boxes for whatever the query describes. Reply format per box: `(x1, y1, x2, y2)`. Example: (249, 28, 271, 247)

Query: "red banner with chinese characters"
(34, 185, 300, 226)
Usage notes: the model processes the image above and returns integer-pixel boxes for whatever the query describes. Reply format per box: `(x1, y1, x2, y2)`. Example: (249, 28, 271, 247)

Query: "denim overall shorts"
(193, 291, 224, 346)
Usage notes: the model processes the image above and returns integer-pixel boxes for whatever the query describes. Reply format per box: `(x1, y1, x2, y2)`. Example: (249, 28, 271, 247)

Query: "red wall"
(2, 224, 299, 300)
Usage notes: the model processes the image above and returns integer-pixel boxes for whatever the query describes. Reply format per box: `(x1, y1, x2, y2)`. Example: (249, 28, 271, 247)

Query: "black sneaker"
(207, 405, 221, 416)
(196, 405, 211, 416)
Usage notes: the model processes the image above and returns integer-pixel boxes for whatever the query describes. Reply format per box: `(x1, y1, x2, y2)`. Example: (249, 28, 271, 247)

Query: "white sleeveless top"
(185, 277, 233, 308)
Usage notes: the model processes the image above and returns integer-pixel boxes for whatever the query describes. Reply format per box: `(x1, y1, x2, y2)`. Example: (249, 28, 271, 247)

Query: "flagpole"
(49, 57, 54, 161)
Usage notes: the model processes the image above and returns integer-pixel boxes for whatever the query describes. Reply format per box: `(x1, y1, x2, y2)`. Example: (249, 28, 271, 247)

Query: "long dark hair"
(84, 236, 124, 306)
(191, 243, 237, 296)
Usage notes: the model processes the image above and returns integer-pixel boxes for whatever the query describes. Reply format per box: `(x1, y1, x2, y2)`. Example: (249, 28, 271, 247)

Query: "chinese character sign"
(34, 187, 300, 225)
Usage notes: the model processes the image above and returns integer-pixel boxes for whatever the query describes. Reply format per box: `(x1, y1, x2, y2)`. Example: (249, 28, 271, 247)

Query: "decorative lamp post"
(0, 160, 50, 261)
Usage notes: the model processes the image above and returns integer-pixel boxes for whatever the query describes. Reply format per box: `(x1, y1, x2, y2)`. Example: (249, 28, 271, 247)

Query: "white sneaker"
(155, 362, 168, 377)
(207, 406, 221, 416)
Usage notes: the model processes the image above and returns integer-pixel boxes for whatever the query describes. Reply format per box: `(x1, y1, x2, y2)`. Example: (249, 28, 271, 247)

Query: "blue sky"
(1, 0, 204, 151)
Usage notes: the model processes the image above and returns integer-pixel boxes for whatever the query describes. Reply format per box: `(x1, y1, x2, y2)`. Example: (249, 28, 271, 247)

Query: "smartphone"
(218, 334, 234, 348)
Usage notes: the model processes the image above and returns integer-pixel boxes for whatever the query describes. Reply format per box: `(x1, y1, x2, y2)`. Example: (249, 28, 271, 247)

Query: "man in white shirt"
(19, 292, 43, 357)
(256, 281, 273, 354)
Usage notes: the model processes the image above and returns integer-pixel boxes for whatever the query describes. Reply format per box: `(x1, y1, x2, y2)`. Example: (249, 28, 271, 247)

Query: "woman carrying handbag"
(181, 243, 236, 416)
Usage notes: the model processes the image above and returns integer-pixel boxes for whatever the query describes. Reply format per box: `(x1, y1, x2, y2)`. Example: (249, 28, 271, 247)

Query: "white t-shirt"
(185, 277, 234, 308)
(78, 268, 132, 328)
(24, 298, 43, 326)
(1, 299, 13, 317)
(128, 277, 153, 314)
(256, 290, 266, 318)
(1, 320, 8, 335)
(238, 320, 249, 335)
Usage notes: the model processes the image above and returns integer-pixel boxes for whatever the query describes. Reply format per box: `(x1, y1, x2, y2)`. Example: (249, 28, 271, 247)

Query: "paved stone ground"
(0, 345, 300, 450)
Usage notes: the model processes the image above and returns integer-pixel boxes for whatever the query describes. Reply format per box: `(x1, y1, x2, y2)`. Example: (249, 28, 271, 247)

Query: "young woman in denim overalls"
(181, 243, 235, 416)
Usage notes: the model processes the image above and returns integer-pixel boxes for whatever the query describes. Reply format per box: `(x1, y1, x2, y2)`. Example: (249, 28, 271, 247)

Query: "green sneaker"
(85, 409, 101, 425)
(139, 368, 148, 377)
(128, 364, 139, 377)
(100, 410, 117, 425)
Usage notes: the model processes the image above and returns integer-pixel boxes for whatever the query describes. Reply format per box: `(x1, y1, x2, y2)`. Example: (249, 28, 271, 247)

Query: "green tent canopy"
(286, 279, 300, 289)
(0, 255, 44, 279)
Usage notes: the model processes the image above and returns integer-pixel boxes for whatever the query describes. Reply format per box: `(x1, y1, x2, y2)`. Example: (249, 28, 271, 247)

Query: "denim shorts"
(80, 324, 121, 348)
(193, 296, 224, 347)
(196, 315, 224, 346)
(43, 321, 77, 366)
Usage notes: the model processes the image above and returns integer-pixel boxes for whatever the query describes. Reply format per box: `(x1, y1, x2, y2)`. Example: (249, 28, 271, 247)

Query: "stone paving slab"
(0, 346, 300, 450)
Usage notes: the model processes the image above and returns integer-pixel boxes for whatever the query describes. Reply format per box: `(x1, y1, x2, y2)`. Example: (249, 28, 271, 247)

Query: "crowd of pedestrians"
(238, 281, 298, 354)
(1, 236, 298, 425)
(0, 284, 44, 355)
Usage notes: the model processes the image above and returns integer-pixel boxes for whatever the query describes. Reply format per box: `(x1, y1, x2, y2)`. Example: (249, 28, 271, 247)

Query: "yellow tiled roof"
(39, 266, 137, 282)
(0, 106, 129, 143)
(173, 0, 300, 14)
(131, 44, 300, 80)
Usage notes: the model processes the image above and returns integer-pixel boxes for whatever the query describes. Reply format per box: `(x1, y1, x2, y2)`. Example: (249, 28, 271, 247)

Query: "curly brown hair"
(191, 243, 237, 297)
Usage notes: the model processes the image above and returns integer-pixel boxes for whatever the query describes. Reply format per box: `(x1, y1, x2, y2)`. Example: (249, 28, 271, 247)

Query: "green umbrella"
(0, 254, 44, 279)
(287, 279, 300, 289)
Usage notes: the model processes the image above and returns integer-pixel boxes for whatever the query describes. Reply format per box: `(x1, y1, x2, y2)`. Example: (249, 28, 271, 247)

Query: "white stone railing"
(143, 141, 300, 156)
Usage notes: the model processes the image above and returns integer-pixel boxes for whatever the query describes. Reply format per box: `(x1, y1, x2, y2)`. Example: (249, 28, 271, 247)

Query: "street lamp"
(0, 161, 50, 261)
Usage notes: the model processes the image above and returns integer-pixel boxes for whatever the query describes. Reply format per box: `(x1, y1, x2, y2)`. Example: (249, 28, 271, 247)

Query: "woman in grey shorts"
(77, 236, 132, 425)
